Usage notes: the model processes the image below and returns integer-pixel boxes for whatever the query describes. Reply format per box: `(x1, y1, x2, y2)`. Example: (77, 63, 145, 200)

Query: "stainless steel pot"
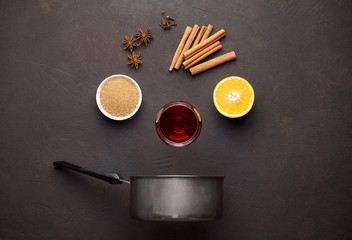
(53, 161, 224, 221)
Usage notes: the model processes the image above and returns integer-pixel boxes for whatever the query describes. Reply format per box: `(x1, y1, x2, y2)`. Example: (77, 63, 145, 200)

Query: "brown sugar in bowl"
(96, 74, 142, 120)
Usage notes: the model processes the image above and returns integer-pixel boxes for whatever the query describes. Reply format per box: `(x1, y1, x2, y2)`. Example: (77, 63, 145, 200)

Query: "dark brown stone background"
(0, 0, 351, 239)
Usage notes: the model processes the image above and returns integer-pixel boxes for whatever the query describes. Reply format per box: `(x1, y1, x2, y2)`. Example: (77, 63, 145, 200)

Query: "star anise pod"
(135, 27, 154, 46)
(122, 35, 139, 52)
(127, 52, 142, 70)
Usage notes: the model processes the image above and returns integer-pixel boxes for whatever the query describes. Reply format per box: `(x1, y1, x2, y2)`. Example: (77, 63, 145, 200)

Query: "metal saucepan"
(53, 161, 224, 221)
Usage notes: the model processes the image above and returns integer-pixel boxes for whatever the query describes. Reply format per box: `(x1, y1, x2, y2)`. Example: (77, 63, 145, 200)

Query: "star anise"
(135, 27, 154, 46)
(127, 52, 142, 70)
(122, 35, 139, 52)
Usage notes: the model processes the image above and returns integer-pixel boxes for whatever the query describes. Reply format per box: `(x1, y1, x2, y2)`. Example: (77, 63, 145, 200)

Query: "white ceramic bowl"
(96, 74, 142, 120)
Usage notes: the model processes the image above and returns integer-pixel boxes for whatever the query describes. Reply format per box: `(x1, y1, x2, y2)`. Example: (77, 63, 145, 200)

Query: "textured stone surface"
(0, 0, 351, 239)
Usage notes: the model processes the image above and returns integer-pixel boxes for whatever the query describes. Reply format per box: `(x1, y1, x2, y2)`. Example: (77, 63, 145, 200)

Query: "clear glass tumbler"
(155, 101, 202, 147)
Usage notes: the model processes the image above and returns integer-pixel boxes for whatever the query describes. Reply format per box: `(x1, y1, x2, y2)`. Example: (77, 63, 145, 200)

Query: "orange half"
(213, 76, 255, 118)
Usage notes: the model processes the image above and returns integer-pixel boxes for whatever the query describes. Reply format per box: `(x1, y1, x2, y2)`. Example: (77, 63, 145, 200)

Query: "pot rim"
(129, 175, 225, 178)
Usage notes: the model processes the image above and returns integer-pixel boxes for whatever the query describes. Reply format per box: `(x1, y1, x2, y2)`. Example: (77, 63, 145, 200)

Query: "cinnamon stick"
(184, 41, 221, 67)
(200, 24, 213, 42)
(169, 26, 192, 71)
(192, 26, 207, 47)
(185, 24, 214, 60)
(183, 42, 222, 70)
(185, 38, 220, 60)
(174, 24, 199, 70)
(184, 29, 226, 59)
(189, 51, 237, 76)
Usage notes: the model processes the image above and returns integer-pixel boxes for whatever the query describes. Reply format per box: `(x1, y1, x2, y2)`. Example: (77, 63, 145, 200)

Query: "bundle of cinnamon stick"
(169, 24, 236, 75)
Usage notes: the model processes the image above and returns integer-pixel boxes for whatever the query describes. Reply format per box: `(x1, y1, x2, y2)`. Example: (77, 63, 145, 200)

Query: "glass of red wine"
(155, 101, 202, 147)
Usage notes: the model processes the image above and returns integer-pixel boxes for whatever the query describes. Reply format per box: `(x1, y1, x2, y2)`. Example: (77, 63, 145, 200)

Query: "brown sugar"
(100, 77, 140, 117)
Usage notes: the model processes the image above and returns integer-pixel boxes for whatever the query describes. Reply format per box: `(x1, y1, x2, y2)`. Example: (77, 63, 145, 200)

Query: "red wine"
(160, 105, 197, 142)
(156, 101, 201, 147)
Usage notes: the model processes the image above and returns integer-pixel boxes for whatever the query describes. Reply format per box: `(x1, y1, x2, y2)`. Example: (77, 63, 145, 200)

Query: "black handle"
(53, 161, 126, 184)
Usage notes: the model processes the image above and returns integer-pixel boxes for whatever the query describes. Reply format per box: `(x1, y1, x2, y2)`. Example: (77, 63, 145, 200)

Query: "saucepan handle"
(53, 161, 128, 184)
